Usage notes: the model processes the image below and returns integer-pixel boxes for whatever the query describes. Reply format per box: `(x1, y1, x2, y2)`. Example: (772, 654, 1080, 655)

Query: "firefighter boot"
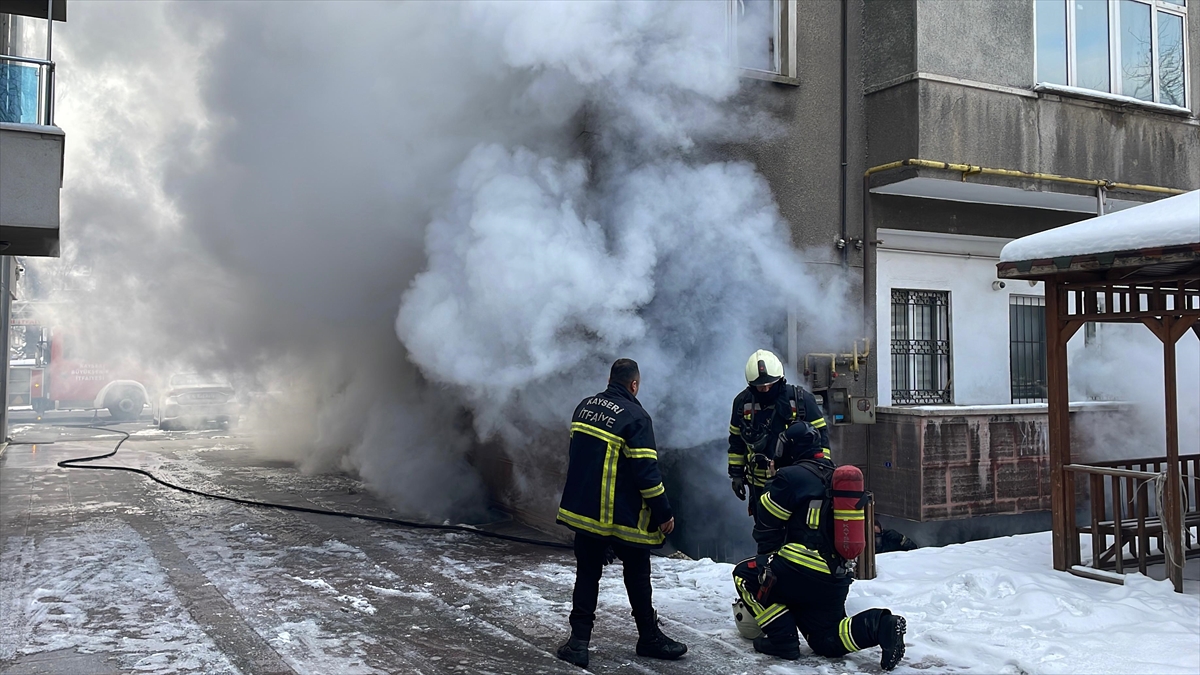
(753, 634, 801, 661)
(634, 613, 687, 660)
(878, 613, 907, 671)
(555, 635, 589, 669)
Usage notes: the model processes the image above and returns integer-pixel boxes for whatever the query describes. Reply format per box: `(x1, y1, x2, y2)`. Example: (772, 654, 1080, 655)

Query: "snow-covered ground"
(642, 533, 1200, 674)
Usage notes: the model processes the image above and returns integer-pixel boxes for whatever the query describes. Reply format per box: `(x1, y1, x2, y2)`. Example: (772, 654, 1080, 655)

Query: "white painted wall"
(875, 229, 1047, 406)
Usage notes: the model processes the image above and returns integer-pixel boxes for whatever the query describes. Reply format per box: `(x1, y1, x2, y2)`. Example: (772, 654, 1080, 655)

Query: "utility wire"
(42, 424, 572, 550)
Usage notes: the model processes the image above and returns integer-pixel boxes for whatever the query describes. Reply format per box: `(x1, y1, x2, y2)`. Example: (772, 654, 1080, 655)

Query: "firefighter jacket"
(752, 457, 852, 583)
(727, 382, 830, 487)
(557, 383, 673, 548)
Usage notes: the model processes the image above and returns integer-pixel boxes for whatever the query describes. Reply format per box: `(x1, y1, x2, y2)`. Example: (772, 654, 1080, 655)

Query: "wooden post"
(1162, 316, 1185, 593)
(1045, 279, 1077, 571)
(858, 497, 877, 580)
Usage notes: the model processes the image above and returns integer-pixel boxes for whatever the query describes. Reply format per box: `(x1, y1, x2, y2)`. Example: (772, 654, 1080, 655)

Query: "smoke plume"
(31, 1, 854, 529)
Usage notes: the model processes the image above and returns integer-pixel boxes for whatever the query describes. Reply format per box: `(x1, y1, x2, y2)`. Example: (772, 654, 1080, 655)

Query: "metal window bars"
(1010, 295, 1049, 403)
(890, 289, 952, 405)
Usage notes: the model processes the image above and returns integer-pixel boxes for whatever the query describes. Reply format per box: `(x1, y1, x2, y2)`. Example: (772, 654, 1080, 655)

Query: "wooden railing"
(1065, 454, 1200, 580)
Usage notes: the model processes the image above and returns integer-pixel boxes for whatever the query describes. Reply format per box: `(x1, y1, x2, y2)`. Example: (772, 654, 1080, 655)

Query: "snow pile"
(1000, 190, 1200, 262)
(642, 532, 1199, 674)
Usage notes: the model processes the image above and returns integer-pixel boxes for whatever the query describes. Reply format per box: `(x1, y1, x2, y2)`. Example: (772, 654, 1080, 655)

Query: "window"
(1010, 296, 1048, 404)
(1035, 0, 1189, 108)
(891, 290, 952, 405)
(726, 0, 797, 81)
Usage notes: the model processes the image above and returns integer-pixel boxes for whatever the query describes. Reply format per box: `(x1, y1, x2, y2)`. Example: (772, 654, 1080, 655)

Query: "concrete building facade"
(0, 0, 65, 442)
(732, 0, 1199, 544)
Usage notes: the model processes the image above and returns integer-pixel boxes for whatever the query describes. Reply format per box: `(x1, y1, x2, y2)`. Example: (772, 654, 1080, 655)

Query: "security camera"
(992, 280, 1006, 291)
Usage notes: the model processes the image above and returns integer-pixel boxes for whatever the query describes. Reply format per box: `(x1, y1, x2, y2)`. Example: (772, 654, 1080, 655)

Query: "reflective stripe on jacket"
(557, 383, 672, 548)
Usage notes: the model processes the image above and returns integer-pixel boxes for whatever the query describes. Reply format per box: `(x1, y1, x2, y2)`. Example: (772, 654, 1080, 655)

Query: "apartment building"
(1, 0, 66, 441)
(727, 0, 1199, 543)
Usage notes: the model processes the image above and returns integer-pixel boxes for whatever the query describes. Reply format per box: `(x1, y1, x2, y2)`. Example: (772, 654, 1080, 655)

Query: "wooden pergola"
(998, 192, 1200, 593)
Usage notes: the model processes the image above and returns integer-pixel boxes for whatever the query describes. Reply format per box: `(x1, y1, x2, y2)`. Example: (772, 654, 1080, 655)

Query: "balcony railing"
(0, 53, 54, 126)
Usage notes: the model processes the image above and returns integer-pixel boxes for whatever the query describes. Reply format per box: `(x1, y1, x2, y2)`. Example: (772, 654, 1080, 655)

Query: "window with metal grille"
(890, 289, 952, 405)
(1010, 296, 1048, 403)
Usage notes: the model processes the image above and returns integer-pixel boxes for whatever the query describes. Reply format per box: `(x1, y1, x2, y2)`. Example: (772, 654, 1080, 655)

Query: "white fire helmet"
(732, 599, 764, 640)
(745, 349, 784, 387)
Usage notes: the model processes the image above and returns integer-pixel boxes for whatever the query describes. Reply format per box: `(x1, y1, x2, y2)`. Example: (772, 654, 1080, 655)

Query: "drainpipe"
(839, 0, 849, 269)
(1, 256, 11, 443)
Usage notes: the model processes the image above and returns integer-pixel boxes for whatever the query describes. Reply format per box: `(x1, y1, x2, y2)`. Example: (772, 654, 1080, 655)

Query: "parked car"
(154, 373, 238, 430)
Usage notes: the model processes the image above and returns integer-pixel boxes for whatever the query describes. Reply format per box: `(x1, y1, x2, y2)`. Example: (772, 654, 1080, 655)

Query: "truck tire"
(107, 390, 145, 422)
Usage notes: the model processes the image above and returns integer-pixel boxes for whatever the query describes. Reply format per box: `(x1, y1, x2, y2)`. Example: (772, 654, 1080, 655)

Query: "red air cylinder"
(831, 465, 866, 560)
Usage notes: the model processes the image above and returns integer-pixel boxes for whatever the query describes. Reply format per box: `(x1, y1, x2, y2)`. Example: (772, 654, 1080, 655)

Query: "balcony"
(0, 29, 63, 257)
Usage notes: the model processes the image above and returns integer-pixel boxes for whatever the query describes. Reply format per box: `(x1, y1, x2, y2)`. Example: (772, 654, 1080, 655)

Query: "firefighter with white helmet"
(727, 349, 830, 519)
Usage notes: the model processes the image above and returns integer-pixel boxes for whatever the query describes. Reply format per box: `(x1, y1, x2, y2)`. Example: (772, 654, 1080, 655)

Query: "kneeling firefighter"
(728, 349, 830, 518)
(730, 423, 907, 670)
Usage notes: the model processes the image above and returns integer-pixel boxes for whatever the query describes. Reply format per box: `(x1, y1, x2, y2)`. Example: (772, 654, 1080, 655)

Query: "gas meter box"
(825, 388, 849, 424)
(849, 396, 877, 425)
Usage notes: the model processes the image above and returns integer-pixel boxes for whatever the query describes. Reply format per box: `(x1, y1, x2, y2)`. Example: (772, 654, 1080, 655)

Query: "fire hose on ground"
(32, 424, 572, 551)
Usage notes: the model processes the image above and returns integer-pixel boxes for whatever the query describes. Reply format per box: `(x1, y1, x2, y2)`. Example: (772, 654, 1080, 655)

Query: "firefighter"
(731, 425, 907, 670)
(875, 520, 919, 553)
(555, 359, 687, 668)
(728, 349, 830, 518)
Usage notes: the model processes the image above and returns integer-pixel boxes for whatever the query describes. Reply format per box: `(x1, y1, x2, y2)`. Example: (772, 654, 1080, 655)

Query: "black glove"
(731, 477, 746, 501)
(756, 556, 776, 602)
(603, 545, 617, 566)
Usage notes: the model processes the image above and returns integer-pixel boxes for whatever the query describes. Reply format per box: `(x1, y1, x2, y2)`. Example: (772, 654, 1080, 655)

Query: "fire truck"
(7, 303, 150, 420)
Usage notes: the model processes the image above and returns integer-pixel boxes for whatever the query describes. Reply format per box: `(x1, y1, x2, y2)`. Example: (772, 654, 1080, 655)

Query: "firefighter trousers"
(568, 533, 654, 641)
(732, 557, 891, 658)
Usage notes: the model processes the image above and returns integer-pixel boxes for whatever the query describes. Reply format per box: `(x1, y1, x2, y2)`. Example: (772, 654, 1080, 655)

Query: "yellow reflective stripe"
(571, 421, 624, 446)
(822, 447, 833, 460)
(755, 603, 788, 628)
(833, 509, 865, 520)
(556, 508, 664, 545)
(761, 493, 792, 520)
(778, 543, 830, 574)
(747, 474, 768, 487)
(599, 440, 620, 525)
(728, 453, 747, 466)
(839, 617, 860, 652)
(640, 483, 665, 499)
(807, 504, 821, 529)
(625, 447, 657, 460)
(734, 577, 764, 614)
(811, 417, 828, 429)
(729, 425, 741, 435)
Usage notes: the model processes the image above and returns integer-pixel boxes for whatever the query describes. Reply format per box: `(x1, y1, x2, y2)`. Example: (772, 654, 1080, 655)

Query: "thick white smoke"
(1070, 324, 1200, 462)
(39, 1, 853, 525)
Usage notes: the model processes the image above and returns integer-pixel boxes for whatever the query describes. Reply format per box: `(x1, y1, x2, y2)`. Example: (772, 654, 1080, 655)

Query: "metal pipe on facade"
(838, 0, 849, 269)
(45, 0, 53, 125)
(863, 158, 1186, 195)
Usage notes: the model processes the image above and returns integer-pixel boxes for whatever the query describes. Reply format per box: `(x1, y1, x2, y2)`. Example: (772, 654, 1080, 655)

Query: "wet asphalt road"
(0, 419, 785, 675)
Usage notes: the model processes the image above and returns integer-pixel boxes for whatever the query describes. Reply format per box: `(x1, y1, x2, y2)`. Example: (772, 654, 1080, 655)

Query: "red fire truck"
(7, 304, 150, 420)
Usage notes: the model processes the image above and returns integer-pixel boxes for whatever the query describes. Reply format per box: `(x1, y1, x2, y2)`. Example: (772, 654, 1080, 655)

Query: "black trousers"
(569, 534, 654, 641)
(732, 557, 890, 657)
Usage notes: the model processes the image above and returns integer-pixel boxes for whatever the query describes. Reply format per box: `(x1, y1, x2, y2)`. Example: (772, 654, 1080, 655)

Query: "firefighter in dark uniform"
(731, 423, 907, 670)
(555, 359, 687, 668)
(729, 349, 830, 517)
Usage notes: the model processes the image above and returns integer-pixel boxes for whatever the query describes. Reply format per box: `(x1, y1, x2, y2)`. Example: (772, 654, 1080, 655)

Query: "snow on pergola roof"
(999, 190, 1200, 263)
